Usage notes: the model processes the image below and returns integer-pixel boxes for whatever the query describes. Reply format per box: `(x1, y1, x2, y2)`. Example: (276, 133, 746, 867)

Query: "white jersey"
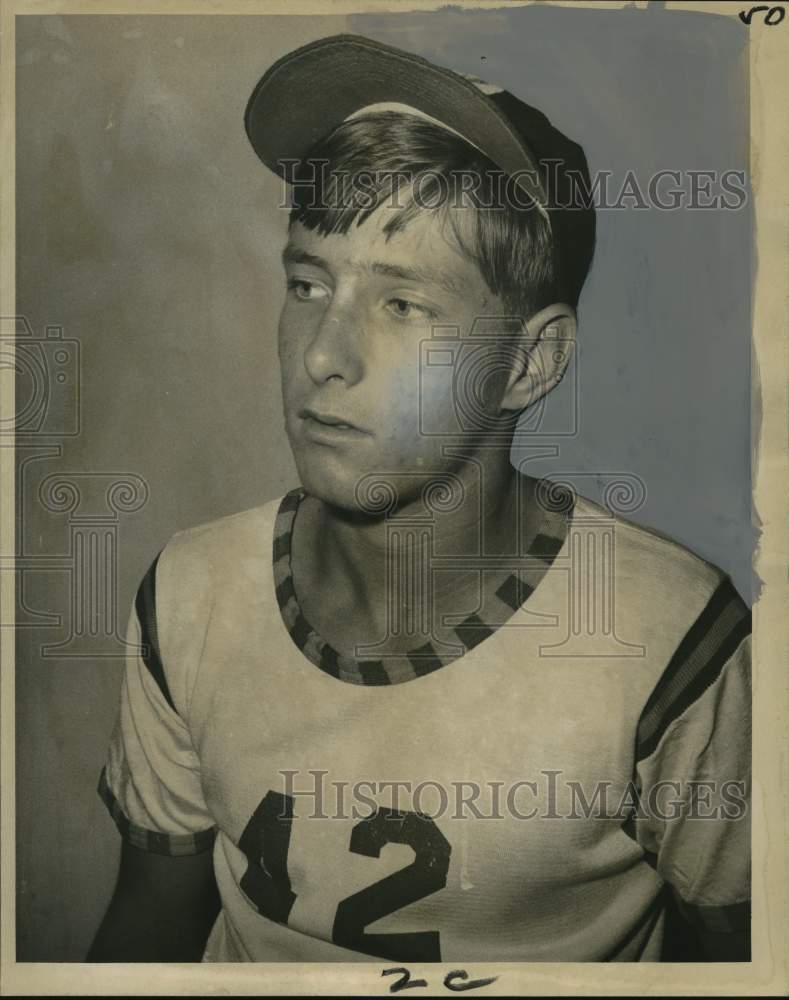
(99, 481, 751, 962)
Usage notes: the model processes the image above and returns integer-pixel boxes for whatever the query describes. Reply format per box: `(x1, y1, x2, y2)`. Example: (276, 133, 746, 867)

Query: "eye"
(386, 297, 436, 321)
(286, 278, 329, 303)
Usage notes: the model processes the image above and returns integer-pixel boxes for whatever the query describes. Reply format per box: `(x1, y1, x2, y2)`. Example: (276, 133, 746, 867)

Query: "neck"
(302, 451, 531, 615)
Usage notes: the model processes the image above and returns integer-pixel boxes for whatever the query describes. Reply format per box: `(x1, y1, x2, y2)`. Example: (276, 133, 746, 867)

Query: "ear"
(500, 304, 577, 414)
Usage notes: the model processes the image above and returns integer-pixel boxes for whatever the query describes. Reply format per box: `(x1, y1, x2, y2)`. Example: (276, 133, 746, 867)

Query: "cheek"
(371, 357, 458, 454)
(277, 316, 309, 395)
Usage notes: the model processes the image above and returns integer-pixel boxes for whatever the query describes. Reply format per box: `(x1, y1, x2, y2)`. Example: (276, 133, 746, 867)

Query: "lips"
(299, 407, 364, 433)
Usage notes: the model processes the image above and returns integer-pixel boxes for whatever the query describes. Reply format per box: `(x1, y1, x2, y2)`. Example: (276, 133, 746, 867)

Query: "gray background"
(15, 8, 751, 961)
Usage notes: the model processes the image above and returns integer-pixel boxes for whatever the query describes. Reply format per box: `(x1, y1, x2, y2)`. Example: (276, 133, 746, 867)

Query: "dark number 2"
(333, 807, 451, 961)
(381, 967, 499, 994)
(238, 795, 451, 961)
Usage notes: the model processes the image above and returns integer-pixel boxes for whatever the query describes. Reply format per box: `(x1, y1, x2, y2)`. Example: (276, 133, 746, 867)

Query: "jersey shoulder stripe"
(133, 551, 176, 713)
(636, 575, 751, 761)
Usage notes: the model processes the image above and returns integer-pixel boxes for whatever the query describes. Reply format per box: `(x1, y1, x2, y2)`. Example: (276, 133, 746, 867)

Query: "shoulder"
(562, 491, 750, 681)
(157, 496, 283, 589)
(568, 497, 751, 708)
(151, 495, 285, 641)
(564, 492, 751, 762)
(570, 491, 747, 611)
(137, 495, 287, 712)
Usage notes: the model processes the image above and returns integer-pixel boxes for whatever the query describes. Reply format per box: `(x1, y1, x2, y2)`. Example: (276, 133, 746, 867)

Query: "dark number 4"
(239, 792, 451, 962)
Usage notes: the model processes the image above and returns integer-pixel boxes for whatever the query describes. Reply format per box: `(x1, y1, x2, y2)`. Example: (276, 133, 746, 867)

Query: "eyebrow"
(282, 246, 328, 269)
(281, 244, 465, 297)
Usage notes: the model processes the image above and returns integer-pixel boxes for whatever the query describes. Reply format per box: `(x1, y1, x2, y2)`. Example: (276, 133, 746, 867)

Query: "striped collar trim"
(272, 481, 573, 686)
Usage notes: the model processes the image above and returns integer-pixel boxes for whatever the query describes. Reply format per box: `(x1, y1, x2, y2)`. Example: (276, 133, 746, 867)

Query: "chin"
(299, 472, 362, 513)
(294, 454, 467, 524)
(289, 447, 372, 515)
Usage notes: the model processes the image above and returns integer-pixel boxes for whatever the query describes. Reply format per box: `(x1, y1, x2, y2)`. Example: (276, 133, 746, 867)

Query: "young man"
(88, 35, 751, 963)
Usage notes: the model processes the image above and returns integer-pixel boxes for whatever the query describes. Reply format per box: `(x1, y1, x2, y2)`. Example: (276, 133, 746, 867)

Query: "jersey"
(98, 481, 751, 962)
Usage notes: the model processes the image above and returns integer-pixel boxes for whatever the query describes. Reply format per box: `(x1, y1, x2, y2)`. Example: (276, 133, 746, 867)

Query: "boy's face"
(278, 204, 516, 512)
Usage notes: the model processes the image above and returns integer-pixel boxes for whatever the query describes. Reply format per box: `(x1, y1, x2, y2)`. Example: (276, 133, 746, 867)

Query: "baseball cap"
(245, 33, 595, 306)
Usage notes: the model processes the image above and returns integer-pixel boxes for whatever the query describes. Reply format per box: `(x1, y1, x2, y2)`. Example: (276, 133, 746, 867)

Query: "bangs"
(287, 111, 561, 316)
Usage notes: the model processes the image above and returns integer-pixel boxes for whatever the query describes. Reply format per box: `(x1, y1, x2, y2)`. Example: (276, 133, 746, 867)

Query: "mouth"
(298, 407, 368, 442)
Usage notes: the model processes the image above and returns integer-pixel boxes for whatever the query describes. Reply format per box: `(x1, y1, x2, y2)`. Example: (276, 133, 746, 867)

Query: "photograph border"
(1, 0, 786, 995)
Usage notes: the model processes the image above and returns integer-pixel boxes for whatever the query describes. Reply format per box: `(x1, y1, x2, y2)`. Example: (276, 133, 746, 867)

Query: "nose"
(303, 295, 364, 387)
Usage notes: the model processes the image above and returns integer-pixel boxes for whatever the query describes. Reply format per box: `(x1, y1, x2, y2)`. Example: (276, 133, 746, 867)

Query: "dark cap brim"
(245, 33, 542, 188)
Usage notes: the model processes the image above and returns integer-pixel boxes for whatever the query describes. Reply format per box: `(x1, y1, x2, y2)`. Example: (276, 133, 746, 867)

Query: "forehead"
(285, 205, 493, 301)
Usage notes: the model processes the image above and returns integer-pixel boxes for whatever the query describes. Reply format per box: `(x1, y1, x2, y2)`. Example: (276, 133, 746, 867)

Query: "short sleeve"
(98, 552, 217, 856)
(624, 575, 751, 934)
